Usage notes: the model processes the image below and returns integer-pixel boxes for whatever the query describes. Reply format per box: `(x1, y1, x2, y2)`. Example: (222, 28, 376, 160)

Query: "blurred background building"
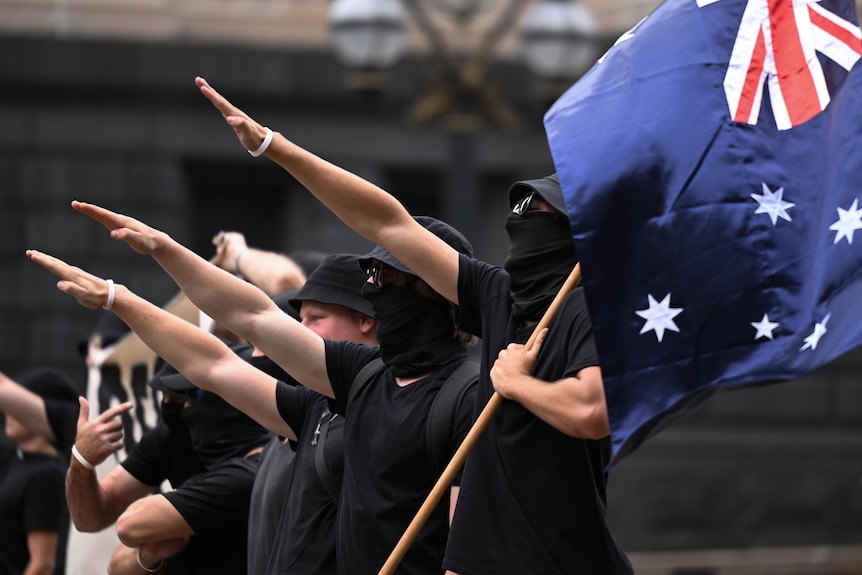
(1, 0, 861, 573)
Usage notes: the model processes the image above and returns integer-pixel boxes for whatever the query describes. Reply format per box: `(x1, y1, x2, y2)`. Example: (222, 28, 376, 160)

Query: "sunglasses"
(365, 263, 386, 288)
(511, 191, 536, 215)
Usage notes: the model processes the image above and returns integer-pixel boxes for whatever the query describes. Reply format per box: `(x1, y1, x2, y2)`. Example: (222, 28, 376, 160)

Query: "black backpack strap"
(312, 409, 341, 504)
(346, 357, 386, 414)
(426, 360, 480, 477)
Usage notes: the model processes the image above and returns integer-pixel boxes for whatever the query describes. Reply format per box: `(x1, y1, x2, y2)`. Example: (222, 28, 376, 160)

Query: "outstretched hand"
(74, 396, 134, 467)
(70, 201, 169, 256)
(195, 76, 270, 153)
(26, 249, 115, 310)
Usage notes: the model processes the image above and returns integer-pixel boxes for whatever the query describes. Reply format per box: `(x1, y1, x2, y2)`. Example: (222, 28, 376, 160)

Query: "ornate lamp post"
(327, 0, 600, 238)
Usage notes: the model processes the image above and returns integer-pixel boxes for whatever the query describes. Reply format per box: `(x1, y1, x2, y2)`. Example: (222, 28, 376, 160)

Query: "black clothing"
(120, 421, 205, 489)
(443, 256, 632, 575)
(326, 340, 476, 575)
(503, 210, 578, 322)
(162, 453, 261, 575)
(0, 450, 66, 575)
(247, 435, 296, 575)
(360, 282, 467, 378)
(251, 383, 344, 575)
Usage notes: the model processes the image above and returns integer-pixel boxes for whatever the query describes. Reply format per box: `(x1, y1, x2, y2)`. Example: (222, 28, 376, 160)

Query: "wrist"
(136, 547, 164, 573)
(71, 444, 96, 470)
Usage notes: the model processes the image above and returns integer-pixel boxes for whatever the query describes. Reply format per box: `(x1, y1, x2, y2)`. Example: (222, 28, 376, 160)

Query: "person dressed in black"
(28, 208, 478, 575)
(0, 369, 79, 575)
(247, 254, 378, 575)
(192, 77, 632, 575)
(67, 349, 272, 574)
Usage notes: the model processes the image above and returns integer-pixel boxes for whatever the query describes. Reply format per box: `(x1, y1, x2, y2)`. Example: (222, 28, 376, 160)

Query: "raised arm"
(27, 247, 331, 410)
(212, 231, 306, 296)
(0, 371, 55, 442)
(195, 76, 461, 303)
(28, 208, 333, 404)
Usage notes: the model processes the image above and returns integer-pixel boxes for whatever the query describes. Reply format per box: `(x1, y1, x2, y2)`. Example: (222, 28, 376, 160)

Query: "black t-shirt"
(247, 435, 297, 575)
(0, 450, 67, 575)
(121, 422, 205, 489)
(325, 340, 477, 575)
(444, 256, 632, 575)
(162, 453, 261, 575)
(250, 383, 343, 575)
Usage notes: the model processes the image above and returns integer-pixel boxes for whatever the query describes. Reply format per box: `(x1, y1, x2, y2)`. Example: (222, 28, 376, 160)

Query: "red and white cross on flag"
(699, 0, 862, 129)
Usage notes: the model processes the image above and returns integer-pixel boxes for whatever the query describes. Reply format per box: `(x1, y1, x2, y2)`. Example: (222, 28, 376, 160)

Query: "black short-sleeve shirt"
(0, 451, 67, 575)
(443, 255, 632, 575)
(121, 422, 204, 489)
(246, 382, 343, 575)
(325, 340, 476, 575)
(162, 454, 260, 575)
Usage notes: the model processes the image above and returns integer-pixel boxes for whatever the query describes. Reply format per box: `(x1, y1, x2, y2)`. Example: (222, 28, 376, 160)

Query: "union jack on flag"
(711, 0, 862, 128)
(544, 0, 862, 463)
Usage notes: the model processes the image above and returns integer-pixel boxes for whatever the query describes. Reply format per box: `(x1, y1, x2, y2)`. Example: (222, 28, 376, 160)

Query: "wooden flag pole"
(377, 263, 582, 575)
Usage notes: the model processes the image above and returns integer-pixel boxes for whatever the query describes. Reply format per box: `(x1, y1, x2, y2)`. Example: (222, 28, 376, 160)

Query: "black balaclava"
(159, 400, 185, 431)
(360, 281, 466, 378)
(504, 210, 578, 322)
(180, 389, 271, 468)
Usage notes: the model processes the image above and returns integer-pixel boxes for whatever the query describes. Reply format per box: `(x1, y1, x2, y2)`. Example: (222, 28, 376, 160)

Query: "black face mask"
(504, 211, 578, 322)
(159, 400, 185, 431)
(181, 389, 270, 468)
(360, 282, 466, 378)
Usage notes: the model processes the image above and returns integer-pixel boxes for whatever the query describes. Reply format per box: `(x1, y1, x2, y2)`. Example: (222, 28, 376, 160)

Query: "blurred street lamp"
(521, 0, 600, 98)
(327, 0, 599, 237)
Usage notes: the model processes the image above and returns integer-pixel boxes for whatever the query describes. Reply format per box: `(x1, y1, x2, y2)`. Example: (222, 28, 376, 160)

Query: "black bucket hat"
(358, 216, 473, 277)
(18, 368, 79, 404)
(507, 173, 567, 214)
(289, 254, 374, 318)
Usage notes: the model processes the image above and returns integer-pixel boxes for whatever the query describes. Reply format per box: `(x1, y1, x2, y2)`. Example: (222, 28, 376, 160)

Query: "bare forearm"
(0, 372, 54, 440)
(66, 465, 122, 532)
(149, 232, 275, 342)
(503, 375, 610, 439)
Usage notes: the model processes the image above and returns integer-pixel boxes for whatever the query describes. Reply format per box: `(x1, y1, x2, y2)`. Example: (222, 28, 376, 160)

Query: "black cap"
(272, 289, 301, 321)
(507, 173, 567, 214)
(147, 343, 255, 394)
(18, 368, 79, 404)
(289, 254, 374, 318)
(359, 216, 473, 277)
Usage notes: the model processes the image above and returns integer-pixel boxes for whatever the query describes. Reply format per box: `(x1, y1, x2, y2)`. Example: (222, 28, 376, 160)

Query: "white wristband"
(248, 127, 273, 157)
(136, 547, 164, 573)
(103, 279, 115, 311)
(71, 444, 95, 470)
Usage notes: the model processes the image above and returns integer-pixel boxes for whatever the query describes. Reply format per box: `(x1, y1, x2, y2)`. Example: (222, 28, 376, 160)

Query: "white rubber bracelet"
(248, 127, 273, 157)
(103, 279, 115, 311)
(136, 547, 164, 573)
(71, 444, 95, 470)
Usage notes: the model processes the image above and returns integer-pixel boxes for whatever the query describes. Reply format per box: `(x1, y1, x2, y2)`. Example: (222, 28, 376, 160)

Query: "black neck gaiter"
(361, 282, 466, 378)
(181, 390, 270, 468)
(504, 211, 578, 322)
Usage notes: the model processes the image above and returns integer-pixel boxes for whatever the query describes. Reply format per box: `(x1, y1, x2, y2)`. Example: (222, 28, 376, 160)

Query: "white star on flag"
(635, 293, 682, 342)
(829, 198, 862, 244)
(751, 313, 779, 340)
(751, 183, 794, 225)
(800, 313, 831, 351)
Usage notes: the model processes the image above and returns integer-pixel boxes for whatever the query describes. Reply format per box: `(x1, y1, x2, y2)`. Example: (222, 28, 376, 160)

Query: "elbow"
(566, 403, 610, 440)
(115, 514, 146, 547)
(70, 515, 103, 533)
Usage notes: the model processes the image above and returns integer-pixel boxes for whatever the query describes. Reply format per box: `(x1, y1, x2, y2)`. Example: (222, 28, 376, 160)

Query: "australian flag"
(544, 0, 862, 464)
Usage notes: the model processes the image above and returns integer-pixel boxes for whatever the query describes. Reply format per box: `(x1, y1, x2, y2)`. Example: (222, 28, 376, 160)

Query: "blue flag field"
(545, 0, 862, 464)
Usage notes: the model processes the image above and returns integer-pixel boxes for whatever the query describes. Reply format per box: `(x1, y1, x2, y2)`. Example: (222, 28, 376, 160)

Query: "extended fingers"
(71, 200, 130, 232)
